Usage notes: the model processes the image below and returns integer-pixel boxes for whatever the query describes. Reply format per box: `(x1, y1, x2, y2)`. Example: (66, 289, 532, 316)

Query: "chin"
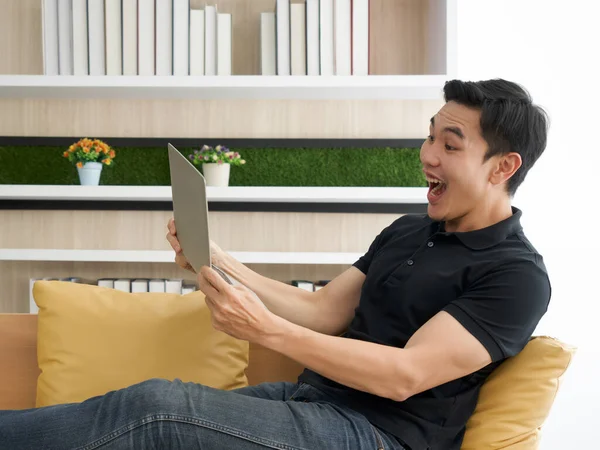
(427, 204, 446, 222)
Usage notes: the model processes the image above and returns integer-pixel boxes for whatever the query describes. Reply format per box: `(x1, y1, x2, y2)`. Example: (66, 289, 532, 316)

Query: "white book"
(189, 9, 205, 75)
(138, 0, 155, 75)
(97, 278, 115, 288)
(29, 278, 41, 314)
(204, 5, 217, 76)
(260, 12, 276, 75)
(87, 0, 106, 75)
(319, 0, 334, 76)
(352, 0, 369, 75)
(217, 13, 231, 76)
(292, 280, 314, 292)
(173, 0, 190, 75)
(57, 0, 73, 75)
(290, 4, 306, 75)
(113, 279, 131, 292)
(155, 0, 173, 75)
(306, 0, 320, 75)
(105, 0, 123, 75)
(122, 0, 138, 75)
(42, 0, 59, 75)
(72, 0, 89, 75)
(181, 283, 196, 295)
(149, 279, 166, 292)
(334, 0, 351, 75)
(165, 279, 183, 294)
(131, 279, 149, 293)
(275, 0, 290, 75)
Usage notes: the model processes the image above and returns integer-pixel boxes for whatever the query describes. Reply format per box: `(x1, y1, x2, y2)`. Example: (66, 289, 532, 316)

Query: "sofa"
(0, 281, 576, 450)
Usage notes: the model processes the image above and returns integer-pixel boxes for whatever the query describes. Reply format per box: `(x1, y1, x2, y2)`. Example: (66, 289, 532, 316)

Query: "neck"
(444, 197, 513, 233)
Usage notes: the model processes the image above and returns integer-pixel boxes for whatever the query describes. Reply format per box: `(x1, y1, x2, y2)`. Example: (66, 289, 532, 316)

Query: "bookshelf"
(0, 0, 455, 313)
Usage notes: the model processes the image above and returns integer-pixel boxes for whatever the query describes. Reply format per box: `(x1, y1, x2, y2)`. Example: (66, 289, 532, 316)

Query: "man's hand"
(197, 265, 279, 342)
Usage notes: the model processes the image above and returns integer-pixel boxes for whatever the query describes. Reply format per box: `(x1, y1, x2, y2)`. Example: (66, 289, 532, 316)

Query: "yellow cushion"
(33, 280, 249, 408)
(462, 336, 576, 450)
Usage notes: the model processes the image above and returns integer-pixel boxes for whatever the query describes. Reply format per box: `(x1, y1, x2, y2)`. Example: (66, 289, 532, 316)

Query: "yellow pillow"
(462, 336, 576, 450)
(33, 280, 249, 408)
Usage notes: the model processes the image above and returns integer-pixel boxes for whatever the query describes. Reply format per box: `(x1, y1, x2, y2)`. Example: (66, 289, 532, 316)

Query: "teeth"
(426, 176, 444, 184)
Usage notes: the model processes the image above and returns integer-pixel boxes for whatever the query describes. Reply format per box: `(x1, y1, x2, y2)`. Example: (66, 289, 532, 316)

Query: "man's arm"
(219, 255, 365, 336)
(261, 310, 492, 401)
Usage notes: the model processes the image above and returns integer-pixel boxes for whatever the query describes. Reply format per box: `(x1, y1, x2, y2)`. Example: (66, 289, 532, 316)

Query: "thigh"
(0, 379, 392, 450)
(232, 381, 299, 401)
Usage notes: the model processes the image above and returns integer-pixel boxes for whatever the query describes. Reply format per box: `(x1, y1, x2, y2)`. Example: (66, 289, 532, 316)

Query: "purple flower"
(188, 154, 193, 159)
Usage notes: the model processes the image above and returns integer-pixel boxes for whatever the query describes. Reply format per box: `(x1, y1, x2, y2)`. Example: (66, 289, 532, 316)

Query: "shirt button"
(407, 260, 414, 266)
(427, 241, 434, 248)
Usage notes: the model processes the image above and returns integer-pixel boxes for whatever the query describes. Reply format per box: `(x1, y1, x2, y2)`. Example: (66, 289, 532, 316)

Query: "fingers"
(167, 218, 176, 235)
(198, 269, 222, 298)
(199, 266, 231, 294)
(166, 231, 182, 253)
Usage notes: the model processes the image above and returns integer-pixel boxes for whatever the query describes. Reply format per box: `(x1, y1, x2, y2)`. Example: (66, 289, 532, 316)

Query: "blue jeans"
(0, 378, 405, 449)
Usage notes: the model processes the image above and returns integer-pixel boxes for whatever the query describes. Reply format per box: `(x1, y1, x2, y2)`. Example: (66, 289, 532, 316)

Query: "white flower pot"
(77, 162, 103, 186)
(202, 163, 230, 187)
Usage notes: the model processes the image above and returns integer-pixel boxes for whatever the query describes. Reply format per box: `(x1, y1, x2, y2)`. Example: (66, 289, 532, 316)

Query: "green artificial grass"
(0, 145, 427, 187)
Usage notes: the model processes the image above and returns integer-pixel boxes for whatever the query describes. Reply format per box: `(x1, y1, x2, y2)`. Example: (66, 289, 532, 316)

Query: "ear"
(489, 152, 522, 186)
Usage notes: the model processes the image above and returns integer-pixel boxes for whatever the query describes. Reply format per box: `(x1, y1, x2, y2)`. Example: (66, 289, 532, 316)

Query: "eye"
(445, 144, 456, 151)
(427, 135, 434, 143)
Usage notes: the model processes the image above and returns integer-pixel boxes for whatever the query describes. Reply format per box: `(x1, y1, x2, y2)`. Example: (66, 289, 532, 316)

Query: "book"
(305, 0, 320, 75)
(217, 13, 232, 76)
(131, 279, 149, 293)
(97, 278, 115, 288)
(29, 278, 41, 313)
(182, 283, 196, 295)
(138, 0, 155, 75)
(113, 279, 131, 292)
(149, 279, 166, 292)
(165, 279, 183, 294)
(72, 0, 89, 75)
(189, 8, 205, 75)
(319, 0, 334, 76)
(352, 0, 369, 75)
(172, 0, 190, 75)
(291, 280, 314, 292)
(105, 0, 123, 75)
(87, 0, 106, 75)
(42, 0, 59, 75)
(57, 0, 73, 75)
(204, 5, 217, 76)
(275, 0, 290, 75)
(155, 0, 173, 75)
(260, 12, 276, 75)
(122, 0, 138, 75)
(334, 0, 351, 75)
(290, 3, 306, 75)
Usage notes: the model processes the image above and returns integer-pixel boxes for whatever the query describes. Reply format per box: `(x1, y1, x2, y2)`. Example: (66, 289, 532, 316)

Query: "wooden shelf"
(0, 75, 450, 100)
(0, 185, 428, 204)
(0, 249, 361, 265)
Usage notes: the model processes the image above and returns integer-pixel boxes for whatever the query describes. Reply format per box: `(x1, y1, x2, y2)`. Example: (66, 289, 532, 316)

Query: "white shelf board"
(0, 185, 428, 204)
(0, 75, 449, 100)
(0, 249, 361, 265)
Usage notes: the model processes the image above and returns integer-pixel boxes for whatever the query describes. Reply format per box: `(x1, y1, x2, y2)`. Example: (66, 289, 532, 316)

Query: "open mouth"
(426, 176, 447, 201)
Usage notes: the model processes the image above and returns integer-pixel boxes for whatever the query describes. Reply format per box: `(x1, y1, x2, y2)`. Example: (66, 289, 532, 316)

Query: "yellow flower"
(103, 159, 111, 165)
(62, 151, 69, 157)
(109, 150, 116, 158)
(76, 162, 83, 168)
(83, 147, 90, 154)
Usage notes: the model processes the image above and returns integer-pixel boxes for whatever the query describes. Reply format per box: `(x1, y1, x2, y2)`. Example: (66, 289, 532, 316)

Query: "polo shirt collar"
(437, 206, 523, 250)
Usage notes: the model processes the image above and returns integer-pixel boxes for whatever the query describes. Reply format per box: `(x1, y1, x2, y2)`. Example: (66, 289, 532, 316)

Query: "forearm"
(261, 318, 413, 402)
(218, 252, 322, 331)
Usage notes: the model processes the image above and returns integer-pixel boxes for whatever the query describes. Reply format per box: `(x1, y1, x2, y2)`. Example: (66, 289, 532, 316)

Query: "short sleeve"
(443, 261, 551, 362)
(352, 222, 395, 274)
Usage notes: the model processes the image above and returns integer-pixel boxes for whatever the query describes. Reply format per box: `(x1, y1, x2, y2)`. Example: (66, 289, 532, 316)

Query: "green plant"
(62, 138, 116, 168)
(188, 145, 246, 167)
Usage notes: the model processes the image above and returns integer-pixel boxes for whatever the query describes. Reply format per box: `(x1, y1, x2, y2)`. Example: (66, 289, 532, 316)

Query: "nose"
(420, 139, 441, 169)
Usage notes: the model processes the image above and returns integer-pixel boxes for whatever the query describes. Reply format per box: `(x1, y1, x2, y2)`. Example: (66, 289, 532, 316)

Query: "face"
(420, 101, 503, 229)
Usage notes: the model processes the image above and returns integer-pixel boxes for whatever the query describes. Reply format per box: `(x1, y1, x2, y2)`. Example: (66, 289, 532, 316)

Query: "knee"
(129, 378, 194, 415)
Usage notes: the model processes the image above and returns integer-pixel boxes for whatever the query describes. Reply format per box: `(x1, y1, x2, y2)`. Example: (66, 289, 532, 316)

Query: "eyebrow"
(430, 116, 466, 140)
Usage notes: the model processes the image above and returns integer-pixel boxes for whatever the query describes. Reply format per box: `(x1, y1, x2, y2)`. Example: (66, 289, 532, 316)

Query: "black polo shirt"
(298, 207, 551, 450)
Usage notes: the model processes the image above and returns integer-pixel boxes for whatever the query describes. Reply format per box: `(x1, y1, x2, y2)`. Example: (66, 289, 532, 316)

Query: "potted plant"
(188, 144, 246, 187)
(63, 138, 116, 186)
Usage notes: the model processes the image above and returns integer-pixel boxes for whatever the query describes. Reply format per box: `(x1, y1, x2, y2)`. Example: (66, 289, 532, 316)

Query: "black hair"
(443, 79, 549, 196)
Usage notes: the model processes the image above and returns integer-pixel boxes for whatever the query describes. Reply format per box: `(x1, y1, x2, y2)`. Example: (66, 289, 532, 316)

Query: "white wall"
(456, 0, 600, 448)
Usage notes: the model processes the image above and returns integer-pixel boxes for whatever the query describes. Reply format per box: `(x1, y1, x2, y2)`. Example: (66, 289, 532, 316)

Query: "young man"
(0, 79, 550, 450)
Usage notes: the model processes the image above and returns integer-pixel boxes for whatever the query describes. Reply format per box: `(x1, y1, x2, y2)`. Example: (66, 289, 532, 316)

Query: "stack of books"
(41, 0, 232, 76)
(261, 0, 369, 76)
(292, 279, 331, 292)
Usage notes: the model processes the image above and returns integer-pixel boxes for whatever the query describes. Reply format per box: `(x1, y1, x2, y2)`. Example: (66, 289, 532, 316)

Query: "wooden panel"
(0, 0, 43, 75)
(0, 210, 398, 252)
(0, 314, 39, 410)
(0, 314, 303, 410)
(0, 98, 440, 138)
(370, 0, 427, 75)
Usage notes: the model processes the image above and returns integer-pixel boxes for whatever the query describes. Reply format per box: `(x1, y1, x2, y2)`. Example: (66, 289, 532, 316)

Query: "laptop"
(167, 143, 232, 285)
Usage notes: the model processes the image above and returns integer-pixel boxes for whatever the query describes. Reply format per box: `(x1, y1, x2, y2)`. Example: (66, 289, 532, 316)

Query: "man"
(0, 79, 550, 450)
